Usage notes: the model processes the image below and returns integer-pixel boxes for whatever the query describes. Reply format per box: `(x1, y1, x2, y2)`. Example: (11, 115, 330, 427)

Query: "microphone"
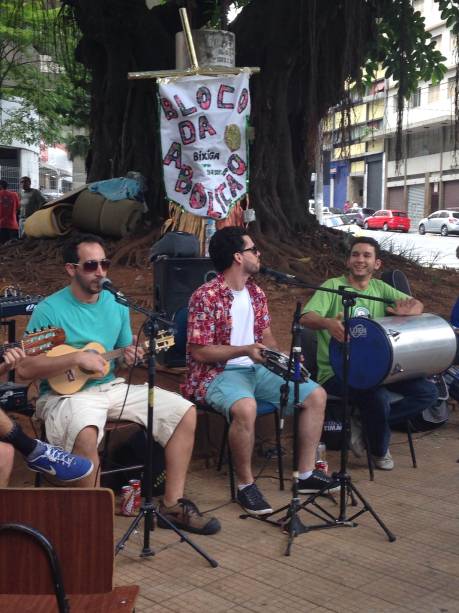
(259, 266, 297, 283)
(99, 278, 126, 300)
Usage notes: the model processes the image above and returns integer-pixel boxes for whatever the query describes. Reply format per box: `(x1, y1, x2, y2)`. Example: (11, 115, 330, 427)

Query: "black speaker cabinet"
(153, 258, 217, 367)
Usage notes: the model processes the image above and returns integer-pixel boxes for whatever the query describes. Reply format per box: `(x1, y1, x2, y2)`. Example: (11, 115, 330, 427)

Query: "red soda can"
(129, 479, 142, 510)
(120, 485, 136, 516)
(315, 460, 329, 475)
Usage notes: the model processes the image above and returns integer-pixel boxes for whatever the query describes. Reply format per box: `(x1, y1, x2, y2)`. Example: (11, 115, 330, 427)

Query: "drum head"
(329, 317, 393, 389)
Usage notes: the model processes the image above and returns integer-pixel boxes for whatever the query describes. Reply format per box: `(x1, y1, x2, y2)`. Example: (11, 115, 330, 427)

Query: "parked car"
(42, 190, 64, 202)
(309, 204, 331, 216)
(418, 209, 459, 236)
(344, 211, 364, 224)
(364, 209, 411, 232)
(322, 214, 354, 230)
(355, 207, 376, 227)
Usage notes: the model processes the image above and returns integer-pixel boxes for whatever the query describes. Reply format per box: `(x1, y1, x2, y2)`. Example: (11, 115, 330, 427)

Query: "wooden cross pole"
(127, 7, 260, 81)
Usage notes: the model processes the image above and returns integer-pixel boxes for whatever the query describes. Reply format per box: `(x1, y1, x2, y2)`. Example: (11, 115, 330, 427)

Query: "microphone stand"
(282, 302, 312, 553)
(245, 270, 395, 554)
(111, 292, 217, 567)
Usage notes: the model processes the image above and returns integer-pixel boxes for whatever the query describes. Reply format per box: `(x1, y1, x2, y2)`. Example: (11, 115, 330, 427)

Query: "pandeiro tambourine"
(260, 349, 310, 382)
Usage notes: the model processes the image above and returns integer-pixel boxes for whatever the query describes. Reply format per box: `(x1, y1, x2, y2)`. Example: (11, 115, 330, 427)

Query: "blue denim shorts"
(205, 364, 319, 420)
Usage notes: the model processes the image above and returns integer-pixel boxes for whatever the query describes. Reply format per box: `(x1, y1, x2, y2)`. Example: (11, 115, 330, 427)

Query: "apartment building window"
(350, 125, 367, 141)
(408, 88, 421, 108)
(407, 127, 443, 157)
(367, 80, 385, 96)
(448, 76, 457, 99)
(367, 119, 383, 132)
(428, 83, 441, 103)
(350, 87, 362, 103)
(431, 34, 442, 53)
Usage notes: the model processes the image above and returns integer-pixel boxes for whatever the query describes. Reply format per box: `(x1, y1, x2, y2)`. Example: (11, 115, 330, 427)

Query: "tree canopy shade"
(0, 0, 90, 146)
(62, 0, 459, 234)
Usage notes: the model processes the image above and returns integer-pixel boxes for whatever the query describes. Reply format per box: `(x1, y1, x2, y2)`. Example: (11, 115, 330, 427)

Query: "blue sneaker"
(26, 441, 94, 482)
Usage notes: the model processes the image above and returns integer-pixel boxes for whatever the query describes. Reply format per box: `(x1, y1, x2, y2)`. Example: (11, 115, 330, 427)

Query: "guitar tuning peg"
(40, 326, 45, 331)
(33, 328, 37, 333)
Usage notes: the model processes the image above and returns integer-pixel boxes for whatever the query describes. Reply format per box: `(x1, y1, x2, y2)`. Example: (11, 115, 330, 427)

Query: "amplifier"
(0, 382, 29, 413)
(0, 295, 43, 318)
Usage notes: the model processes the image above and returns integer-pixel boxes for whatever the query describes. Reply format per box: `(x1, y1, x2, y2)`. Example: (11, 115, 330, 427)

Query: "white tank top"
(226, 287, 255, 367)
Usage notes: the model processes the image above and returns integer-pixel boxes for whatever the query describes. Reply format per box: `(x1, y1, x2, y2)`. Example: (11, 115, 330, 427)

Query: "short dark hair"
(347, 236, 381, 259)
(0, 180, 7, 189)
(209, 226, 248, 272)
(20, 176, 30, 182)
(63, 233, 106, 264)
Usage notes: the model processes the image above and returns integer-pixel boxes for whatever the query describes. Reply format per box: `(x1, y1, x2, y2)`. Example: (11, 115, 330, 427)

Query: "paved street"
(340, 225, 459, 270)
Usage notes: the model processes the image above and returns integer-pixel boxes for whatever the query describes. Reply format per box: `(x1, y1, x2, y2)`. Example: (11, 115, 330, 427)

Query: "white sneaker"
(372, 450, 394, 470)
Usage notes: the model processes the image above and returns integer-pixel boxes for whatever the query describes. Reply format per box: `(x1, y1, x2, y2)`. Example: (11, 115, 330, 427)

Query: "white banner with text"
(158, 73, 251, 219)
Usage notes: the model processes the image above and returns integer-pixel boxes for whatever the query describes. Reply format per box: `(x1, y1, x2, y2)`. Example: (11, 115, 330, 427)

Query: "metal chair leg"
(34, 423, 47, 488)
(405, 420, 417, 468)
(273, 411, 284, 491)
(217, 420, 229, 472)
(216, 418, 236, 500)
(227, 443, 236, 502)
(362, 424, 375, 481)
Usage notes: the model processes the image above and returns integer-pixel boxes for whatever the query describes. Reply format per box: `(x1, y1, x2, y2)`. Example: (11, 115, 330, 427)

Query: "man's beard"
(74, 272, 101, 295)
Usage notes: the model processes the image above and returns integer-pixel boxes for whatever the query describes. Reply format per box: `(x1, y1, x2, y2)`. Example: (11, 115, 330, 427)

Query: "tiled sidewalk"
(107, 407, 459, 612)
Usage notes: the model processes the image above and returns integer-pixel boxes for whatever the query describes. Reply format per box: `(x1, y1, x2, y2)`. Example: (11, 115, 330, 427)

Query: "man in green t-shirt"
(301, 236, 437, 470)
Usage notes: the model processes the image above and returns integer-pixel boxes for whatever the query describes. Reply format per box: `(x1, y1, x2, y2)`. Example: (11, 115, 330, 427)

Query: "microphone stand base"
(239, 473, 396, 553)
(115, 501, 219, 567)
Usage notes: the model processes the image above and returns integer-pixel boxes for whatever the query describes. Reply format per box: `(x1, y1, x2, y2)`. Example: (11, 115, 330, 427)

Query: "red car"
(364, 209, 411, 232)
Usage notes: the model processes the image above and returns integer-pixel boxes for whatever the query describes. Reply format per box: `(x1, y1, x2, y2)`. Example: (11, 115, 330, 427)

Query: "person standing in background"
(18, 176, 46, 238)
(0, 180, 19, 243)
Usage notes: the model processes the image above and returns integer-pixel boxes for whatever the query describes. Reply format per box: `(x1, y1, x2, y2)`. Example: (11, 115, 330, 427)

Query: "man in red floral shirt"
(185, 226, 336, 516)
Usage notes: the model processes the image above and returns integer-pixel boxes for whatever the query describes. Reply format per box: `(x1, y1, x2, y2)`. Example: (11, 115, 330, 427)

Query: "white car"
(418, 209, 459, 236)
(309, 204, 330, 216)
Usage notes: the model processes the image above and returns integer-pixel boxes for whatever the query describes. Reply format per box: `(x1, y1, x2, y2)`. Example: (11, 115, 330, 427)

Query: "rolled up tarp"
(72, 189, 105, 232)
(23, 203, 73, 238)
(99, 198, 144, 237)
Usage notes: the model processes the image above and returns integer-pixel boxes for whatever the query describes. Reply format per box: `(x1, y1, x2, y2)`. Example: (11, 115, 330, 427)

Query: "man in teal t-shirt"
(301, 236, 437, 470)
(17, 233, 220, 536)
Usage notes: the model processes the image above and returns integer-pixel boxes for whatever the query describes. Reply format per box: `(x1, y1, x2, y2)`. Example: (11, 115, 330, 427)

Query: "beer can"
(120, 485, 136, 516)
(316, 442, 327, 462)
(129, 479, 142, 510)
(315, 460, 329, 475)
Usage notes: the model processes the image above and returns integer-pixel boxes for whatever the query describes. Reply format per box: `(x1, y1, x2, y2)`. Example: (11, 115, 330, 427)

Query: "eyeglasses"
(240, 246, 259, 255)
(71, 259, 111, 272)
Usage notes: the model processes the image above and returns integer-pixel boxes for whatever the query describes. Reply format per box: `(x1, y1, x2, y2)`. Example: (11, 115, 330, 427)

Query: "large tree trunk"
(232, 0, 375, 236)
(71, 0, 375, 231)
(72, 0, 210, 222)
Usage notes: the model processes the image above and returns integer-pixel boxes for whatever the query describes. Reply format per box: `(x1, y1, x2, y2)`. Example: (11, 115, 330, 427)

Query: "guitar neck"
(102, 348, 125, 362)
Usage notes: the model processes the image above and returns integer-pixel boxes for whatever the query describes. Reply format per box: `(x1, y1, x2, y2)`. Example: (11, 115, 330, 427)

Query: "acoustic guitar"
(47, 331, 175, 395)
(1, 327, 66, 360)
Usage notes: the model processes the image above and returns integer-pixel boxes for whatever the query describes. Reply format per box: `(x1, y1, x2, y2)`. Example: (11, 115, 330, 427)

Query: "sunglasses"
(71, 259, 111, 272)
(240, 246, 259, 255)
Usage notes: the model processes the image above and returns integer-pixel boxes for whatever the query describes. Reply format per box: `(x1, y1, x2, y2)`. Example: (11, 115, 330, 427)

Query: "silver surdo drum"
(329, 313, 457, 390)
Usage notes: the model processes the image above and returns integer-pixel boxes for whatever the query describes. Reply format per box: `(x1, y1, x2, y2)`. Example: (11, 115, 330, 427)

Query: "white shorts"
(35, 378, 194, 452)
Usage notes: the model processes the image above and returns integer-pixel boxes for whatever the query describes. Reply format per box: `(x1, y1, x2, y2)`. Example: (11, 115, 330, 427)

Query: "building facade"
(321, 69, 386, 211)
(384, 0, 458, 227)
(320, 0, 457, 222)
